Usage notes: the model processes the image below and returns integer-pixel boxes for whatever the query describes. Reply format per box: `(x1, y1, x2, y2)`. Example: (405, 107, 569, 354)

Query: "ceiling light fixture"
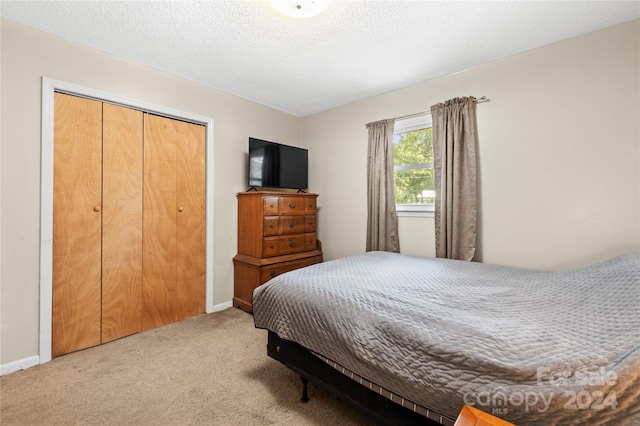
(269, 0, 328, 18)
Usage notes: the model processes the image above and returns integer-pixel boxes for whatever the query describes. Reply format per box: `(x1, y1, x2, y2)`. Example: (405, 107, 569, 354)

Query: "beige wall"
(306, 19, 639, 270)
(0, 19, 303, 365)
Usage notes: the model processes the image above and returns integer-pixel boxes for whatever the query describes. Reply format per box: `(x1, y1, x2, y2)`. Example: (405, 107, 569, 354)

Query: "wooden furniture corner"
(454, 405, 515, 426)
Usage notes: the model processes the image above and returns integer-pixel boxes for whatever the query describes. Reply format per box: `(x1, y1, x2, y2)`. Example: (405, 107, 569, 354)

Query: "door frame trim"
(40, 77, 215, 363)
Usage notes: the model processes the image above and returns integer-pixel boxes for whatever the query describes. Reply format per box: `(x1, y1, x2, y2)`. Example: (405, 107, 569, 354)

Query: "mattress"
(252, 251, 640, 425)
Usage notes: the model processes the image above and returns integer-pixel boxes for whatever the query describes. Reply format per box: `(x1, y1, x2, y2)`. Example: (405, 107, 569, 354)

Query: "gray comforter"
(252, 252, 640, 425)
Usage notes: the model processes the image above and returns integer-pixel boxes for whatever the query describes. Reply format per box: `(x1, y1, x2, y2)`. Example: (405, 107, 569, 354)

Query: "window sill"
(396, 210, 435, 218)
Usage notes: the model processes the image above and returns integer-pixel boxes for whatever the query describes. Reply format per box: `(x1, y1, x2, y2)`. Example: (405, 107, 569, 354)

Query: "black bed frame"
(267, 331, 442, 426)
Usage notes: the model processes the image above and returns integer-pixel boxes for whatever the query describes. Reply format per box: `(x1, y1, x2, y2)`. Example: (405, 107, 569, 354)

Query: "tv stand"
(247, 186, 258, 192)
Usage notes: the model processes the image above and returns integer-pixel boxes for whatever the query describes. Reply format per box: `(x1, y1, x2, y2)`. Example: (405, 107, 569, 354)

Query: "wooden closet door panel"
(101, 103, 144, 343)
(52, 93, 103, 356)
(143, 114, 178, 330)
(175, 121, 206, 320)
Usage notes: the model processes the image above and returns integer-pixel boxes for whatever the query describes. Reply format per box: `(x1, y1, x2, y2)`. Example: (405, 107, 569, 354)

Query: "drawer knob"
(270, 270, 278, 277)
(289, 221, 296, 228)
(289, 241, 297, 248)
(289, 202, 296, 209)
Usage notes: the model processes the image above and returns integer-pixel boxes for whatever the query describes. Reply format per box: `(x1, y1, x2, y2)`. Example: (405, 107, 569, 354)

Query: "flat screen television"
(248, 137, 308, 191)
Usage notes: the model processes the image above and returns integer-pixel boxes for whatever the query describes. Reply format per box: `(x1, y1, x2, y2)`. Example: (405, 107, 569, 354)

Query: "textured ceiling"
(1, 1, 639, 117)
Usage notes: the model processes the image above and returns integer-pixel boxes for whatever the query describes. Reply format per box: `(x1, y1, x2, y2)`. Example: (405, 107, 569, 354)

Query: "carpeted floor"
(1, 308, 375, 425)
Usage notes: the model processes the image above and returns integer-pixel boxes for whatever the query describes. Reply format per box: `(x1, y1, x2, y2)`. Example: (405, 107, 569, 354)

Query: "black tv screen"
(248, 138, 308, 190)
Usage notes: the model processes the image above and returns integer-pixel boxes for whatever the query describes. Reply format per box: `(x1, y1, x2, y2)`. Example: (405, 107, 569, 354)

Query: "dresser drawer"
(304, 197, 316, 213)
(279, 216, 304, 235)
(262, 233, 317, 257)
(263, 197, 280, 215)
(262, 236, 280, 257)
(263, 234, 315, 257)
(278, 234, 306, 255)
(259, 255, 323, 284)
(265, 215, 316, 237)
(263, 216, 280, 236)
(279, 196, 306, 215)
(303, 233, 317, 251)
(269, 215, 316, 236)
(304, 215, 316, 232)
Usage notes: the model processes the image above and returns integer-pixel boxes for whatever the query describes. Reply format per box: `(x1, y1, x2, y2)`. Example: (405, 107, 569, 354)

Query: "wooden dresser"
(233, 191, 323, 313)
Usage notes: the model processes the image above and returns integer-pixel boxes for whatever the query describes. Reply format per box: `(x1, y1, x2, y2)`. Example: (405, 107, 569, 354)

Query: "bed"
(252, 251, 640, 425)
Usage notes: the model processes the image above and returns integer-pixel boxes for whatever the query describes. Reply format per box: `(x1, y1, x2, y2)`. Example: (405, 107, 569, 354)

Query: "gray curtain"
(430, 97, 477, 261)
(366, 119, 399, 252)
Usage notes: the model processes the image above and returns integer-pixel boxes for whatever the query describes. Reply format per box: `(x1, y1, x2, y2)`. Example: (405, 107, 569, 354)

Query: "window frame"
(393, 113, 435, 217)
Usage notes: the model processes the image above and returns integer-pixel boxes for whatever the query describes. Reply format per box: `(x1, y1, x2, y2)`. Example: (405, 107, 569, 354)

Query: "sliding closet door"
(143, 114, 205, 330)
(101, 103, 144, 343)
(52, 93, 103, 356)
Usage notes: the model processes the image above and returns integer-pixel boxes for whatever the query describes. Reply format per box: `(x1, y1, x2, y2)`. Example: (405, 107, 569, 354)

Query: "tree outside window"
(393, 114, 434, 215)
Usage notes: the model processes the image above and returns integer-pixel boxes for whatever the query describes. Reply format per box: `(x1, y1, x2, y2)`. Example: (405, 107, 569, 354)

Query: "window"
(393, 114, 434, 216)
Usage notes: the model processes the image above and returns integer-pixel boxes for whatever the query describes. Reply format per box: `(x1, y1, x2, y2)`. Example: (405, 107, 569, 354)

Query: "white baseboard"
(0, 355, 40, 376)
(211, 300, 233, 312)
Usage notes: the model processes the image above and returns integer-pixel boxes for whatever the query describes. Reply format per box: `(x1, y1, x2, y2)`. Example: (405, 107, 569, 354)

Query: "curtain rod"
(394, 96, 488, 121)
